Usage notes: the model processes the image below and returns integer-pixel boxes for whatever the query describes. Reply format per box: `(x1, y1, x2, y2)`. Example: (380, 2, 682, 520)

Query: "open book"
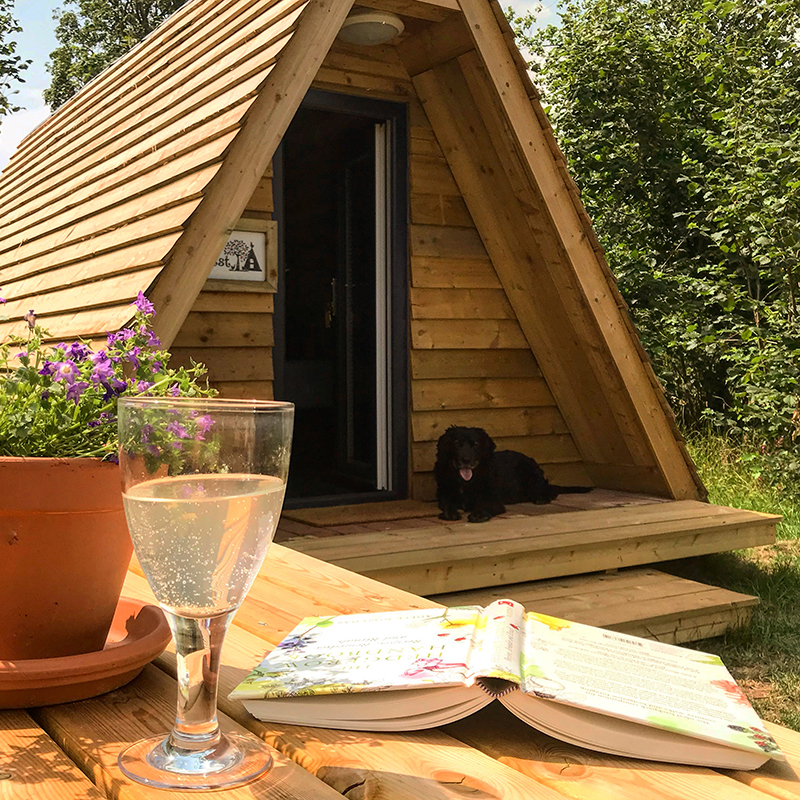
(229, 600, 784, 770)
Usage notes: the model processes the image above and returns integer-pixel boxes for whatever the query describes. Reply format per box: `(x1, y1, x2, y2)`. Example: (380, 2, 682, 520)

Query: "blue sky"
(0, 0, 558, 169)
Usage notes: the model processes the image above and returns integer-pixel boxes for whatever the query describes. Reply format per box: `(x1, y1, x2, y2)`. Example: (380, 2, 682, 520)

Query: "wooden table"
(3, 543, 800, 800)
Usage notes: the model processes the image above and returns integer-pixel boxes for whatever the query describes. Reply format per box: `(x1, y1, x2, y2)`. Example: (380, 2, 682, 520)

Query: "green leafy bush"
(511, 0, 800, 447)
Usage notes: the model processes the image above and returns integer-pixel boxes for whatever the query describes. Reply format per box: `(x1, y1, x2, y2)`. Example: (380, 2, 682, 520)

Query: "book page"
(230, 605, 483, 699)
(467, 599, 524, 684)
(520, 611, 783, 760)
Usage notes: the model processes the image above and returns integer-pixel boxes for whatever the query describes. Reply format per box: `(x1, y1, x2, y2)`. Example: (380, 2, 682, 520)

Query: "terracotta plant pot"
(0, 457, 133, 661)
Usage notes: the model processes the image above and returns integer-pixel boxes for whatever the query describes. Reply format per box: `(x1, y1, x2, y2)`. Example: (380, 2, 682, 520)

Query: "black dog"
(434, 426, 591, 523)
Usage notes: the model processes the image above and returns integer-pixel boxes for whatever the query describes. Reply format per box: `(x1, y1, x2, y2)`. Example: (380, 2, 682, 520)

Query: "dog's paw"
(439, 510, 461, 521)
(467, 511, 491, 523)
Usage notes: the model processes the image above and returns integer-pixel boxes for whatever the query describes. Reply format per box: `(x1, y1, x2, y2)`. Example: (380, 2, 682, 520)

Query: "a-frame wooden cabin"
(0, 0, 778, 640)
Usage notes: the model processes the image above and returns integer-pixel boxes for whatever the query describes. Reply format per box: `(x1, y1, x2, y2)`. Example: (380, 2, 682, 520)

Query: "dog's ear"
(474, 427, 495, 455)
(437, 427, 458, 458)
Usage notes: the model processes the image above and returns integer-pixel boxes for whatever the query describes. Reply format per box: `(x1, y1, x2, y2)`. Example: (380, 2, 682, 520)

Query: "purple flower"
(126, 346, 141, 369)
(41, 390, 50, 400)
(101, 377, 128, 401)
(133, 291, 156, 316)
(39, 360, 57, 376)
(65, 342, 91, 362)
(66, 380, 89, 404)
(166, 421, 190, 439)
(106, 453, 119, 465)
(194, 414, 215, 441)
(138, 324, 161, 348)
(152, 361, 164, 374)
(107, 328, 135, 346)
(141, 424, 155, 443)
(171, 441, 183, 450)
(0, 291, 5, 304)
(135, 379, 154, 393)
(146, 444, 160, 456)
(91, 359, 114, 385)
(54, 360, 79, 385)
(24, 310, 36, 329)
(168, 383, 180, 397)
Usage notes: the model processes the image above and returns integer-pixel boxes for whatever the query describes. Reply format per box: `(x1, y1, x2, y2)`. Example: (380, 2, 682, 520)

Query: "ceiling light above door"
(338, 10, 405, 46)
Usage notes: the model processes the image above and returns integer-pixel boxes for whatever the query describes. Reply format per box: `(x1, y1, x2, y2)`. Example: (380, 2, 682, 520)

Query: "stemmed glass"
(116, 396, 293, 790)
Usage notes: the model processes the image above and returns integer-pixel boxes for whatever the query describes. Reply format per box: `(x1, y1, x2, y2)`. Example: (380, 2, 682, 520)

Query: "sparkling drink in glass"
(117, 397, 293, 791)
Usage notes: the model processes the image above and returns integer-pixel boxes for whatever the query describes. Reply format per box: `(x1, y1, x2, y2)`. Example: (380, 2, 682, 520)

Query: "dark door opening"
(274, 92, 408, 506)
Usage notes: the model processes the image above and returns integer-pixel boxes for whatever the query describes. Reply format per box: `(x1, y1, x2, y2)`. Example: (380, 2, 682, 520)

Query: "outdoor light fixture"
(338, 10, 405, 45)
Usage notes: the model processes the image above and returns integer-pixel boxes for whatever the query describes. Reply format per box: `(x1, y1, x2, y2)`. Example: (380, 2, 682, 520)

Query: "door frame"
(273, 89, 409, 508)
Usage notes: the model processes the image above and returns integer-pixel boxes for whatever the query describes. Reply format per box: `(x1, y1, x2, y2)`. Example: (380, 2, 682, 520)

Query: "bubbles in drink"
(124, 474, 286, 617)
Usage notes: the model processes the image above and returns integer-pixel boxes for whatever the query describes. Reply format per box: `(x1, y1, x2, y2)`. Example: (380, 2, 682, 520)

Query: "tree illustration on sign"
(215, 236, 262, 272)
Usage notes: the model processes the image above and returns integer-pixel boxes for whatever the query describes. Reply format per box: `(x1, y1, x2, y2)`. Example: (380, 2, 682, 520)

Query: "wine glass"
(116, 396, 293, 790)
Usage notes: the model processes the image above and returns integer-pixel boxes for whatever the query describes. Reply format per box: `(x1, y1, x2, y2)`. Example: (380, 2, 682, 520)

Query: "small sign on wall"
(209, 219, 277, 290)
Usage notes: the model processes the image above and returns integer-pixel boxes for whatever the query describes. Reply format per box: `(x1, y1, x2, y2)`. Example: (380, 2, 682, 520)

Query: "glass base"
(118, 731, 273, 791)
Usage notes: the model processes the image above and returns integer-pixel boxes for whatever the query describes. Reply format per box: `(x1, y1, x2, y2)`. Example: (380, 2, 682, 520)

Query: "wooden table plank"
(728, 721, 800, 798)
(0, 710, 105, 799)
(120, 575, 570, 799)
(30, 666, 345, 800)
(121, 559, 782, 800)
(444, 704, 776, 800)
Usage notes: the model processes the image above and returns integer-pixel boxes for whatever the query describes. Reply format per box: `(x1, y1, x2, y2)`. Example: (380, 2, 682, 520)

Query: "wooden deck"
(281, 491, 778, 643)
(284, 495, 779, 596)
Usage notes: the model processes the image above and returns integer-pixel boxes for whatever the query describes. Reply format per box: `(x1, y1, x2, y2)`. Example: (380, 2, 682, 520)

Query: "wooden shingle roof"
(0, 0, 353, 345)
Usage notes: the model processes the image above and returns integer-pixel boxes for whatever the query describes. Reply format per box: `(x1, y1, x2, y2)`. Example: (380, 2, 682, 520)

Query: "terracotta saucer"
(0, 597, 171, 709)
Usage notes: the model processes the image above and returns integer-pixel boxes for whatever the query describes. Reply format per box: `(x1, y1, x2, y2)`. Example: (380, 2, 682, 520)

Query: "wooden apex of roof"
(285, 500, 779, 596)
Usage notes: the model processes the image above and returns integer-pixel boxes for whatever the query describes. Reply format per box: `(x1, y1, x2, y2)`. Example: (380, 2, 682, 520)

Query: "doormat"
(281, 500, 440, 527)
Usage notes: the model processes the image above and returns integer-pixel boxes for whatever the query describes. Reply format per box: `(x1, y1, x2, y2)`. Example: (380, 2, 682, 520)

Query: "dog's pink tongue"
(460, 468, 473, 481)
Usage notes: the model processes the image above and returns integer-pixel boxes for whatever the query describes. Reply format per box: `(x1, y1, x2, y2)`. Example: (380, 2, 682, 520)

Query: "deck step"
(429, 567, 759, 645)
(285, 500, 779, 595)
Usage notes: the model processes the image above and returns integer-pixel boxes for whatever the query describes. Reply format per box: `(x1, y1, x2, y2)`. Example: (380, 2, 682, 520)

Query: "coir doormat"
(281, 499, 440, 527)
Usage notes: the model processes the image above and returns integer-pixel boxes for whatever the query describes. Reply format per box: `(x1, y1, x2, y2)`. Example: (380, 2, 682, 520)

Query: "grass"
(668, 434, 800, 730)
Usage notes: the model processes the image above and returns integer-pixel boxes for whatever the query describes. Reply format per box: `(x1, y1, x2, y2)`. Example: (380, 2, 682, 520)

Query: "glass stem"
(165, 609, 236, 755)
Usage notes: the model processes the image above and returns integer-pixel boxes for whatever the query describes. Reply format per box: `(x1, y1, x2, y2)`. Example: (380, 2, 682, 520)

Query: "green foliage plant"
(0, 291, 215, 462)
(45, 0, 185, 110)
(511, 0, 800, 454)
(0, 0, 30, 123)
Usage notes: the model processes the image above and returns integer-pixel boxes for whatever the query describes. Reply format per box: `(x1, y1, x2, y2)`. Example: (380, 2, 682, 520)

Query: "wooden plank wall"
(405, 99, 591, 500)
(223, 38, 589, 500)
(170, 165, 275, 400)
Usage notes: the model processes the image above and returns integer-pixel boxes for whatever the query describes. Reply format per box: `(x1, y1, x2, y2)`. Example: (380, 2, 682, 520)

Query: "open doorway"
(273, 91, 408, 506)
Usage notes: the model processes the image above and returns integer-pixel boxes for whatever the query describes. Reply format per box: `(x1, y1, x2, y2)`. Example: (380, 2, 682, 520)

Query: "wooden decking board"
(280, 503, 585, 540)
(430, 567, 706, 605)
(287, 501, 775, 560)
(361, 521, 776, 595)
(619, 617, 744, 644)
(286, 502, 778, 595)
(428, 567, 757, 645)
